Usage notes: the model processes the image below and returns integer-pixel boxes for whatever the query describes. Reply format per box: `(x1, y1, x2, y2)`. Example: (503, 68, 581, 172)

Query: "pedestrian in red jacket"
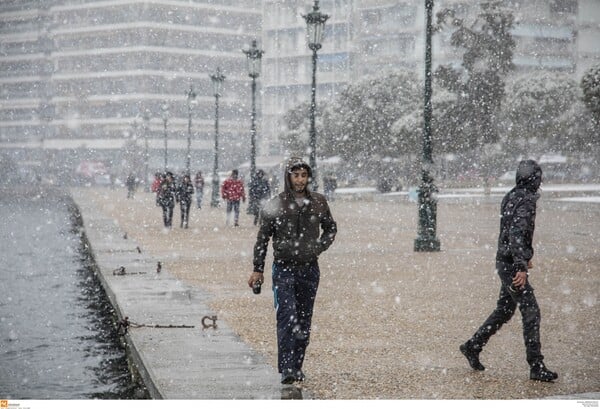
(221, 169, 246, 226)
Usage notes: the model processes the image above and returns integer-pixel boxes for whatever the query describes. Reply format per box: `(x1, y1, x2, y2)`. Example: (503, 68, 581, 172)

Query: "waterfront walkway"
(72, 189, 284, 399)
(72, 186, 600, 400)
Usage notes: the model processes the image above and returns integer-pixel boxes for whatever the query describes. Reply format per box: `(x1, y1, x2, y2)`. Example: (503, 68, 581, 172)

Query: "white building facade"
(260, 0, 595, 156)
(1, 0, 597, 173)
(0, 0, 262, 176)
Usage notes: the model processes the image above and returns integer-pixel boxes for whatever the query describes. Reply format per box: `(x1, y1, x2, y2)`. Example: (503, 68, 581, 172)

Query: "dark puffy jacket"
(496, 160, 542, 272)
(177, 180, 194, 204)
(253, 158, 337, 273)
(157, 180, 176, 208)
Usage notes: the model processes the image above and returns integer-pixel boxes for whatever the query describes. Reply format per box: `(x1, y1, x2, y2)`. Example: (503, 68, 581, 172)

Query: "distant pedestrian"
(151, 172, 162, 193)
(221, 169, 246, 227)
(459, 160, 558, 382)
(248, 157, 337, 385)
(323, 174, 337, 202)
(177, 174, 194, 229)
(248, 169, 271, 226)
(126, 173, 136, 199)
(194, 170, 205, 209)
(269, 171, 280, 194)
(157, 171, 176, 228)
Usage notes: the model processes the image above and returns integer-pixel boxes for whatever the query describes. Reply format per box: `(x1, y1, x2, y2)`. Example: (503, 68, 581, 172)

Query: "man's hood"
(516, 159, 542, 192)
(283, 157, 312, 194)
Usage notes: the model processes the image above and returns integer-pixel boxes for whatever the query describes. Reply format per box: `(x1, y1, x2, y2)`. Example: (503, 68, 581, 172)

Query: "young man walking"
(177, 173, 194, 229)
(460, 159, 558, 382)
(248, 157, 337, 384)
(157, 171, 176, 228)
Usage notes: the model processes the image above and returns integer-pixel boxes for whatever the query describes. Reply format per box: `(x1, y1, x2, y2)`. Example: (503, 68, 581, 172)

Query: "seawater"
(0, 187, 147, 399)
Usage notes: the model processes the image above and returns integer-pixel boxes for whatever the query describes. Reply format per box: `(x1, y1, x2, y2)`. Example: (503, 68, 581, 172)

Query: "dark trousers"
(161, 205, 173, 227)
(180, 200, 191, 227)
(468, 260, 543, 366)
(272, 261, 320, 374)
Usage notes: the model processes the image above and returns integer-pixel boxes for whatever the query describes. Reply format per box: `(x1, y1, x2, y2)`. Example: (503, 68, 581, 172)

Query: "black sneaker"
(460, 343, 485, 371)
(281, 369, 295, 385)
(530, 362, 558, 382)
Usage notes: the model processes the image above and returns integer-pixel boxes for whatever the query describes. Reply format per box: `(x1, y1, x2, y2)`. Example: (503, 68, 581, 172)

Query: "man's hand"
(512, 271, 527, 290)
(248, 272, 264, 288)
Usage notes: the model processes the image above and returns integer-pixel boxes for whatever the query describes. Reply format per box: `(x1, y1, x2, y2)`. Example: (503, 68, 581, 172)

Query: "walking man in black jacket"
(177, 173, 194, 229)
(460, 160, 558, 382)
(248, 157, 337, 385)
(157, 171, 176, 228)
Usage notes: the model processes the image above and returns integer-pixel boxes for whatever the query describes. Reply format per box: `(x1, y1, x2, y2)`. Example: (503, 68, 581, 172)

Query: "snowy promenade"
(72, 185, 599, 400)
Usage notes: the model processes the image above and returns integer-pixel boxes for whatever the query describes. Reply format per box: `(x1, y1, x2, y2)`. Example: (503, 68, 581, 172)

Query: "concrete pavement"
(72, 190, 299, 399)
(71, 186, 599, 400)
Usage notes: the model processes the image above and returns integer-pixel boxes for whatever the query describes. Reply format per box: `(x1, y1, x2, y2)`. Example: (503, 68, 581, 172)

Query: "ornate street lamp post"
(185, 85, 197, 176)
(303, 0, 328, 192)
(210, 67, 225, 208)
(161, 102, 169, 172)
(243, 39, 264, 188)
(142, 109, 150, 191)
(414, 0, 441, 252)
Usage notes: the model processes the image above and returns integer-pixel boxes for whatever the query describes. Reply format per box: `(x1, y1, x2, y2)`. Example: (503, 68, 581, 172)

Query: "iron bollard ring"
(201, 315, 218, 330)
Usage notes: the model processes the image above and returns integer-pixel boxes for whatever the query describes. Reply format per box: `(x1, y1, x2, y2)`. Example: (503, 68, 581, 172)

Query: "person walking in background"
(248, 169, 271, 226)
(157, 171, 176, 228)
(220, 169, 245, 227)
(459, 159, 558, 382)
(126, 173, 137, 199)
(248, 157, 337, 384)
(151, 172, 162, 194)
(194, 170, 205, 209)
(177, 173, 194, 229)
(323, 174, 337, 202)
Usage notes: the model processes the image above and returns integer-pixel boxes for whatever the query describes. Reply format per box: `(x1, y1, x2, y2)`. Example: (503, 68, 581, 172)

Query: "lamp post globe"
(243, 39, 264, 188)
(303, 0, 328, 191)
(210, 68, 225, 208)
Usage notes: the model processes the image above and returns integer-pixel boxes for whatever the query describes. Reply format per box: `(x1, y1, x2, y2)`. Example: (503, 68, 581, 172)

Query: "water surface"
(0, 188, 145, 399)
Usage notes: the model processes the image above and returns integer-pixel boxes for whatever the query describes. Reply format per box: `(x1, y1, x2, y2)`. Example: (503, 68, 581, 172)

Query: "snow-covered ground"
(335, 184, 600, 204)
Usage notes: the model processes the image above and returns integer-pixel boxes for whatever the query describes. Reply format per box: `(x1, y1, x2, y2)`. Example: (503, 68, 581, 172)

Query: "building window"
(318, 52, 349, 72)
(550, 0, 577, 14)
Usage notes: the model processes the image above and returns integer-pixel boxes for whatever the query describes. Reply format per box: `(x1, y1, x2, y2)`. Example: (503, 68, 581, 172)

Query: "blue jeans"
(161, 205, 173, 227)
(226, 200, 240, 225)
(196, 190, 203, 208)
(272, 261, 320, 374)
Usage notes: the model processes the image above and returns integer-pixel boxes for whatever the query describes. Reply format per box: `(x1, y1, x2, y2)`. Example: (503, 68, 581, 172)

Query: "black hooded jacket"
(496, 160, 543, 273)
(253, 158, 337, 273)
